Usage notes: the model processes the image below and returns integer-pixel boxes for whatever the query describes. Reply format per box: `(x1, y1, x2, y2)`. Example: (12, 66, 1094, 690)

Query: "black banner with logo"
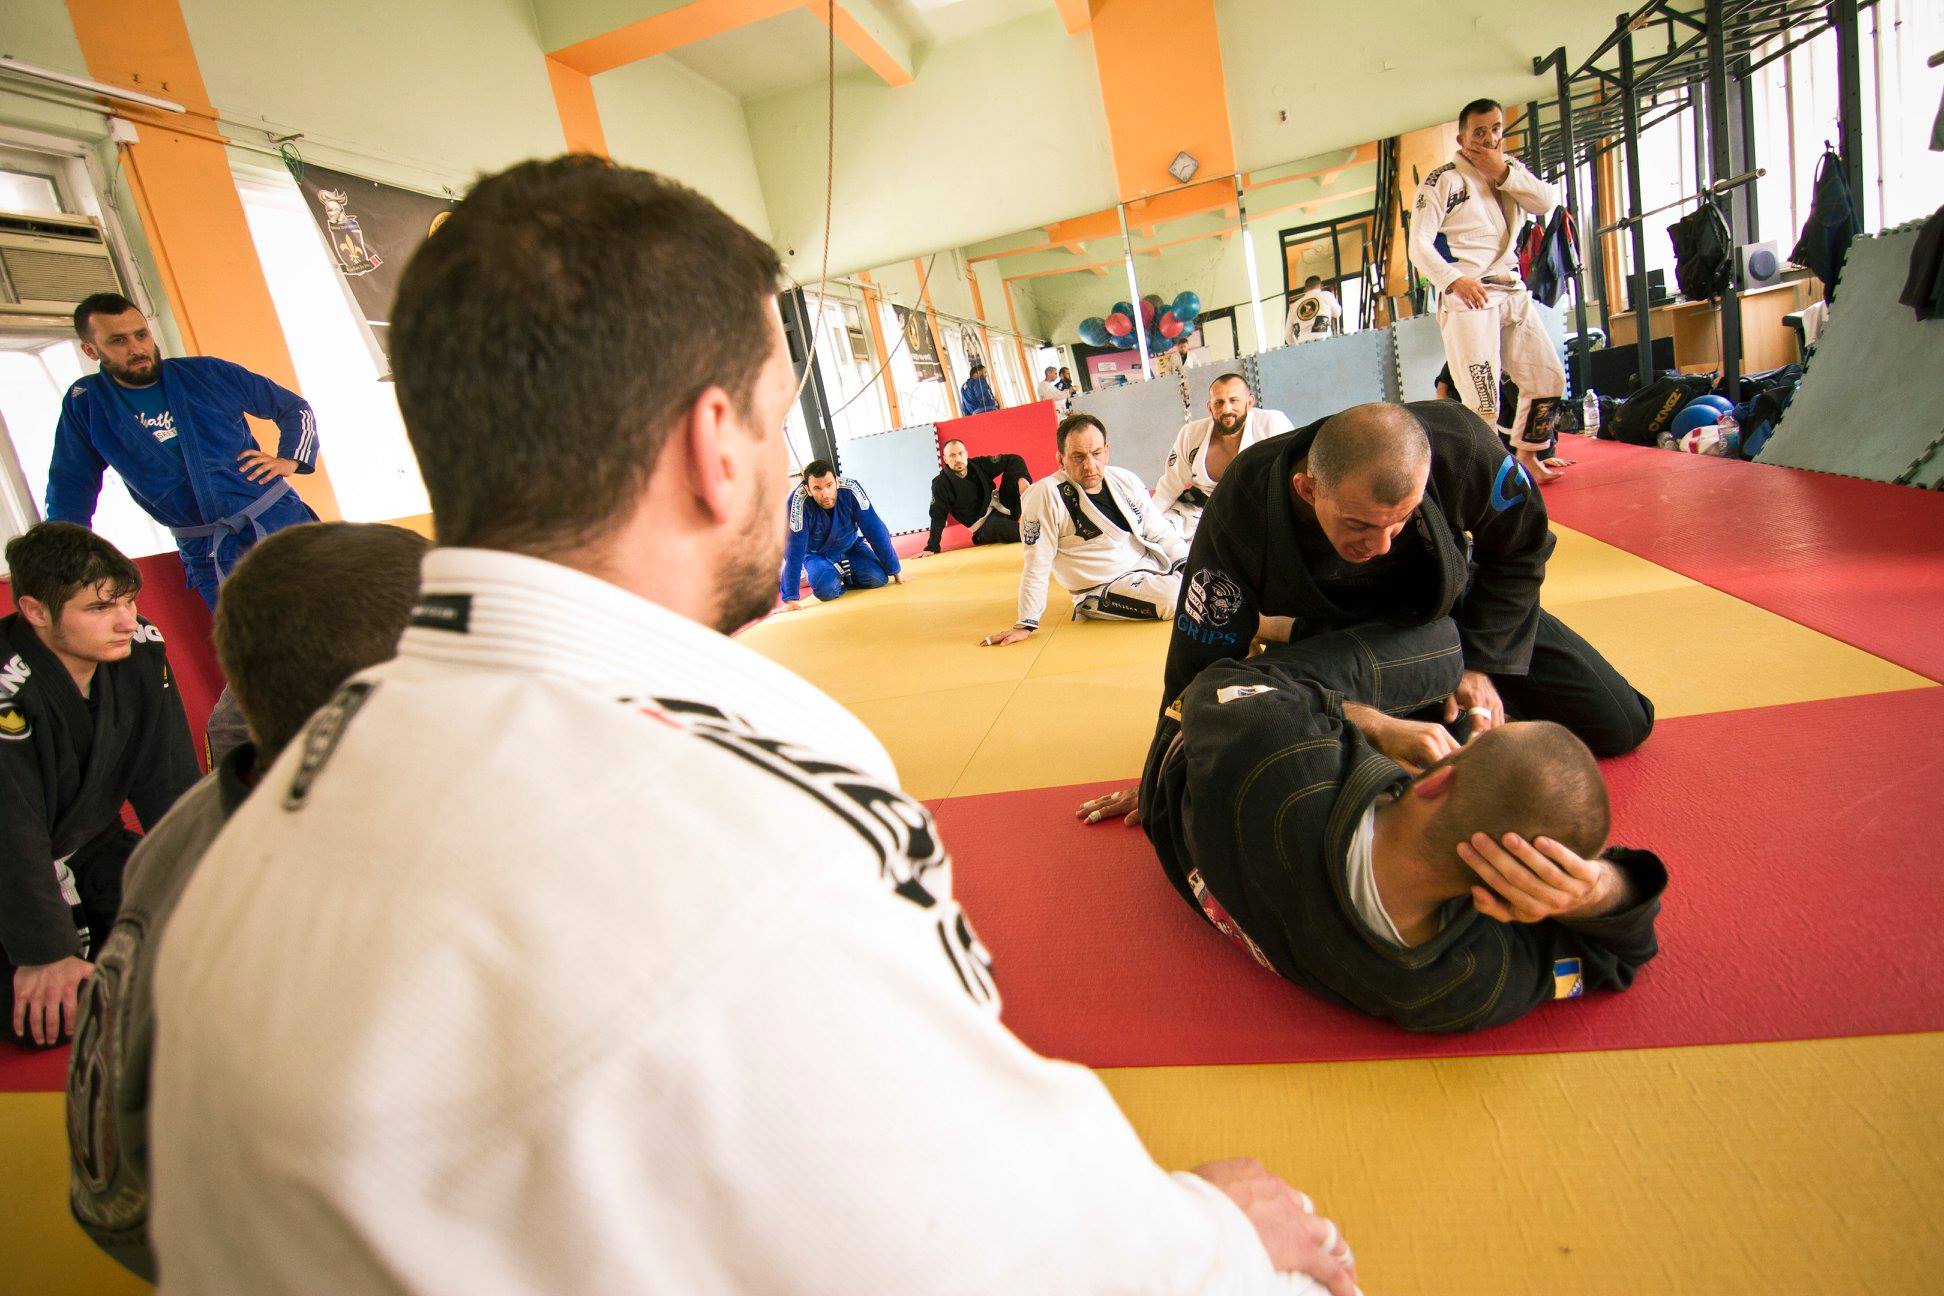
(292, 162, 455, 359)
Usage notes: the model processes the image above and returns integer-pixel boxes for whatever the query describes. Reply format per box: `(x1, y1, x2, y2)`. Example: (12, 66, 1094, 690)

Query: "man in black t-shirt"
(913, 439, 1033, 556)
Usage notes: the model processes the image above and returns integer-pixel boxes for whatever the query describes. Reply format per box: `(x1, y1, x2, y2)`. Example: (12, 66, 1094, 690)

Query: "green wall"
(594, 58, 772, 238)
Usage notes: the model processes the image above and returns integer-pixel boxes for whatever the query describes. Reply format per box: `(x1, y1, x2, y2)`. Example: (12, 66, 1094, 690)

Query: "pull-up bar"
(1594, 167, 1765, 235)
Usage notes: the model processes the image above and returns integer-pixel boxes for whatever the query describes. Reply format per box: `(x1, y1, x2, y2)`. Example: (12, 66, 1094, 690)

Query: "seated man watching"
(777, 459, 905, 610)
(65, 521, 429, 1280)
(913, 439, 1031, 556)
(1152, 373, 1295, 540)
(2, 523, 198, 1047)
(1139, 618, 1667, 1032)
(980, 414, 1186, 646)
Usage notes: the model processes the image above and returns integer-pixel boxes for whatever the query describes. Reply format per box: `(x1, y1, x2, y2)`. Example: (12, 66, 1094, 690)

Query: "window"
(807, 290, 893, 444)
(881, 302, 953, 426)
(0, 168, 62, 215)
(232, 167, 429, 522)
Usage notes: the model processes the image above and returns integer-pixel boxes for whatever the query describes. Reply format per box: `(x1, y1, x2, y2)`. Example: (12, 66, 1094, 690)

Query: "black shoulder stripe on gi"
(1425, 162, 1455, 184)
(282, 681, 377, 811)
(1055, 481, 1102, 540)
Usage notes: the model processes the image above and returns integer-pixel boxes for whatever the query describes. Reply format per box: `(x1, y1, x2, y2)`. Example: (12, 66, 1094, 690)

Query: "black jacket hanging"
(1668, 200, 1734, 301)
(1790, 147, 1858, 303)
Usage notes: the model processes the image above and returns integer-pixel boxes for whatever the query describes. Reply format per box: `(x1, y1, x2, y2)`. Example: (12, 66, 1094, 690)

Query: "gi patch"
(788, 486, 808, 532)
(282, 681, 377, 811)
(1188, 867, 1273, 971)
(840, 476, 871, 509)
(1295, 296, 1321, 322)
(1022, 519, 1041, 546)
(0, 652, 29, 698)
(1216, 684, 1276, 705)
(1552, 957, 1585, 1000)
(1445, 186, 1469, 215)
(1489, 456, 1530, 513)
(410, 593, 473, 634)
(1183, 567, 1244, 627)
(1468, 362, 1498, 413)
(0, 701, 31, 741)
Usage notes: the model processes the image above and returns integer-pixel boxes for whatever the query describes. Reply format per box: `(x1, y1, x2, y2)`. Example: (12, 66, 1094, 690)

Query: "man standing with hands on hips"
(47, 293, 322, 610)
(1408, 100, 1571, 484)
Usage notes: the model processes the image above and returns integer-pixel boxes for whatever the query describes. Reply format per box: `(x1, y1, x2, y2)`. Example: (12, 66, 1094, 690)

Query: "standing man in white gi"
(1283, 276, 1342, 345)
(148, 157, 1358, 1295)
(1409, 98, 1570, 483)
(1153, 373, 1296, 540)
(980, 413, 1188, 646)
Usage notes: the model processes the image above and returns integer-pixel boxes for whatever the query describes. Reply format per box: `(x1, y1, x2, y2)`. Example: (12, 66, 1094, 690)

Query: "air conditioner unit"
(0, 210, 125, 320)
(1739, 241, 1784, 290)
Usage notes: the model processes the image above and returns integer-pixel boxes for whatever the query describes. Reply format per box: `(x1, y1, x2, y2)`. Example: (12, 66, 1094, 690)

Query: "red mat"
(1545, 439, 1944, 683)
(934, 686, 1944, 1068)
(0, 1044, 69, 1094)
(938, 401, 1061, 481)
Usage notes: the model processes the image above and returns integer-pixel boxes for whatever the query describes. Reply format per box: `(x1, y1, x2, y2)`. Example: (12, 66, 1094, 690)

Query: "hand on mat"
(13, 956, 92, 1046)
(1458, 142, 1511, 185)
(1192, 1159, 1359, 1296)
(1348, 705, 1460, 772)
(908, 549, 932, 560)
(1077, 785, 1141, 827)
(980, 627, 1033, 647)
(891, 570, 907, 585)
(236, 449, 298, 484)
(1445, 670, 1504, 734)
(1460, 832, 1618, 924)
(1446, 276, 1491, 309)
(780, 599, 803, 612)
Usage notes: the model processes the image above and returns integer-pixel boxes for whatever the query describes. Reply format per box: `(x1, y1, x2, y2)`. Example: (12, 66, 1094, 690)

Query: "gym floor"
(2, 437, 1938, 1294)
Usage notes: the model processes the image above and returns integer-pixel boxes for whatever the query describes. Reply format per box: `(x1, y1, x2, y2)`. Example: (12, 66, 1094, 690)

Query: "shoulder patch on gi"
(1445, 184, 1469, 215)
(71, 385, 87, 400)
(0, 652, 29, 700)
(1489, 456, 1530, 513)
(840, 476, 871, 510)
(1552, 957, 1585, 999)
(1216, 683, 1276, 705)
(1021, 519, 1041, 546)
(1182, 567, 1244, 627)
(1424, 162, 1454, 185)
(787, 485, 808, 532)
(282, 681, 377, 811)
(0, 700, 30, 741)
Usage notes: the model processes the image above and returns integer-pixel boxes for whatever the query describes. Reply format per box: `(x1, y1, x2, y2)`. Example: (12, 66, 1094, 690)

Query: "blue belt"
(168, 478, 294, 584)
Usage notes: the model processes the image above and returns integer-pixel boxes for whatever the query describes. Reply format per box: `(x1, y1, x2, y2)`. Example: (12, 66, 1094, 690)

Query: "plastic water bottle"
(1581, 390, 1601, 438)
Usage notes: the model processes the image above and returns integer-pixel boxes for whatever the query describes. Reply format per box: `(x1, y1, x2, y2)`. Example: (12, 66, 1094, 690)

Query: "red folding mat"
(932, 687, 1944, 1069)
(1544, 439, 1944, 683)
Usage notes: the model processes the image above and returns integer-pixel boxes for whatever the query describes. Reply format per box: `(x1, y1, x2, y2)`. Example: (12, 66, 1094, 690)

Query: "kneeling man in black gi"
(1139, 618, 1667, 1032)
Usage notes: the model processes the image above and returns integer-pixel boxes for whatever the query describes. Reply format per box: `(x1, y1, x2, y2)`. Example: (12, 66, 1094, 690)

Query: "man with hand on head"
(1082, 400, 1650, 827)
(48, 293, 322, 609)
(981, 413, 1187, 647)
(65, 521, 429, 1282)
(1153, 373, 1296, 540)
(778, 460, 905, 609)
(1, 523, 197, 1047)
(914, 439, 1031, 556)
(1139, 616, 1667, 1032)
(1409, 99, 1570, 484)
(147, 155, 1359, 1295)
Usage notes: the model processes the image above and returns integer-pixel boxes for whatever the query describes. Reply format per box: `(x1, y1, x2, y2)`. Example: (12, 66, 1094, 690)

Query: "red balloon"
(1104, 311, 1132, 336)
(1138, 298, 1157, 325)
(1158, 312, 1185, 339)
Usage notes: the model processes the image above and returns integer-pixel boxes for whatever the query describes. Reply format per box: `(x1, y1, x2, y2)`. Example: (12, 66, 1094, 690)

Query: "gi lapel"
(1455, 155, 1521, 271)
(1055, 479, 1103, 540)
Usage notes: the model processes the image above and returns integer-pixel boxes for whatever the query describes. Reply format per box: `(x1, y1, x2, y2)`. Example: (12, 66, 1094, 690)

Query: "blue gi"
(779, 477, 903, 603)
(958, 375, 999, 415)
(47, 357, 321, 609)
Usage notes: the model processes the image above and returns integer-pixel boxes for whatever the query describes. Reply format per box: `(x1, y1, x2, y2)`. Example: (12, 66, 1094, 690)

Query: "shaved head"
(1420, 721, 1611, 879)
(1308, 403, 1432, 506)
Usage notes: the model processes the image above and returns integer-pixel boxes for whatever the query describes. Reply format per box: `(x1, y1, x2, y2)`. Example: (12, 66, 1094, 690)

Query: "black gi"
(1140, 619, 1668, 1032)
(0, 613, 198, 1039)
(1165, 400, 1652, 756)
(924, 453, 1031, 552)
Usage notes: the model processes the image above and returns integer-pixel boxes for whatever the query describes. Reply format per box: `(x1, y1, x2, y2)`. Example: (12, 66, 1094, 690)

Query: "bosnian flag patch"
(1552, 957, 1585, 999)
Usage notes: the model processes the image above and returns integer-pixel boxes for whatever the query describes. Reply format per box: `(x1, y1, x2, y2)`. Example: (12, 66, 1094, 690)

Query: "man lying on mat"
(1080, 399, 1651, 826)
(979, 413, 1187, 646)
(1138, 618, 1667, 1033)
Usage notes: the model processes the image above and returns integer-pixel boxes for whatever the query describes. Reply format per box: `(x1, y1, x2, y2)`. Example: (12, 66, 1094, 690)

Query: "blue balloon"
(1172, 291, 1201, 316)
(1112, 301, 1134, 320)
(1171, 302, 1198, 323)
(1077, 316, 1110, 347)
(1671, 401, 1726, 438)
(1113, 331, 1138, 349)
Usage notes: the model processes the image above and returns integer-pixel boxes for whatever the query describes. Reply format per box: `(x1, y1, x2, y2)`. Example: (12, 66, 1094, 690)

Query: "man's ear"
(1411, 762, 1457, 803)
(16, 595, 53, 631)
(1291, 471, 1319, 508)
(79, 340, 100, 363)
(678, 386, 740, 526)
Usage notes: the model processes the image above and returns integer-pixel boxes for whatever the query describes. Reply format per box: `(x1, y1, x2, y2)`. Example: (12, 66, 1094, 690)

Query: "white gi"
(1408, 154, 1567, 446)
(1282, 288, 1342, 345)
(1153, 407, 1297, 540)
(1016, 466, 1187, 629)
(149, 548, 1321, 1294)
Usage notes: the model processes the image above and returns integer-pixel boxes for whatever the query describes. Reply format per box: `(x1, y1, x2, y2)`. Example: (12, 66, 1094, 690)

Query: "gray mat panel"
(1251, 329, 1391, 430)
(836, 423, 939, 534)
(1758, 223, 1944, 486)
(1071, 376, 1192, 490)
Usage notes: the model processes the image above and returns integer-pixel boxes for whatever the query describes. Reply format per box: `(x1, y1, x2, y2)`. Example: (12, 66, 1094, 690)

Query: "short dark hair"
(1304, 275, 1323, 289)
(213, 523, 430, 758)
(1056, 412, 1106, 454)
(941, 438, 965, 452)
(391, 156, 782, 556)
(1309, 402, 1431, 504)
(970, 362, 985, 374)
(3, 522, 140, 620)
(1422, 721, 1611, 872)
(1458, 98, 1503, 130)
(73, 292, 141, 341)
(1209, 372, 1250, 394)
(802, 459, 835, 482)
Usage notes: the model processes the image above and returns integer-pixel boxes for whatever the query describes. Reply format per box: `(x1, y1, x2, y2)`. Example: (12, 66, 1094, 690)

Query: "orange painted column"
(63, 0, 341, 520)
(914, 258, 960, 419)
(545, 57, 610, 156)
(1089, 0, 1235, 200)
(963, 269, 1000, 395)
(855, 272, 901, 428)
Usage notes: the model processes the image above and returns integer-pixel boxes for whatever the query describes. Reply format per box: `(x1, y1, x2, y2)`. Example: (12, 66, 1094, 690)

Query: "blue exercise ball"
(1693, 394, 1735, 415)
(1671, 401, 1725, 438)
